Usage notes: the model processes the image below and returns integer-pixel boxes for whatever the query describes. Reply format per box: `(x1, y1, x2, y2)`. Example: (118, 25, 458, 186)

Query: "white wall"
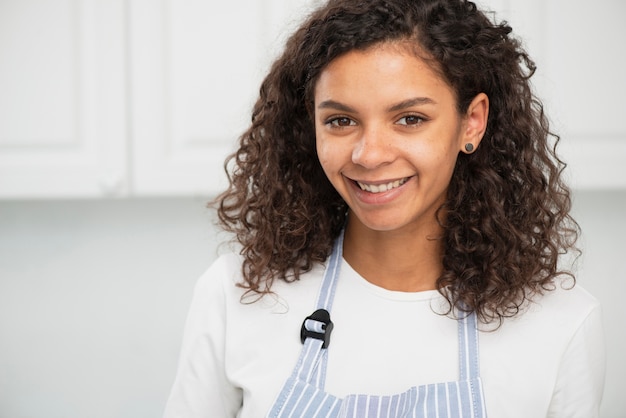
(0, 198, 219, 418)
(0, 192, 625, 417)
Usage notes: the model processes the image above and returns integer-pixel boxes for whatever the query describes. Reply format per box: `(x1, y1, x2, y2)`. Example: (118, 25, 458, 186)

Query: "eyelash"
(325, 116, 355, 128)
(396, 114, 427, 126)
(324, 114, 427, 128)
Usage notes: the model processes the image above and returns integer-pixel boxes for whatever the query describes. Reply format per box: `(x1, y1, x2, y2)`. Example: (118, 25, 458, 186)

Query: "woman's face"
(314, 42, 487, 234)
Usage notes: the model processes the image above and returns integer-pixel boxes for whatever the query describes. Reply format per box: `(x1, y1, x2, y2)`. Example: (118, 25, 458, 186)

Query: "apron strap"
(294, 229, 345, 390)
(459, 310, 481, 381)
(314, 229, 344, 312)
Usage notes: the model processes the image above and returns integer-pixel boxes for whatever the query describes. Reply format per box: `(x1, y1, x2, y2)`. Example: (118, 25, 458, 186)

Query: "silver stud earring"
(465, 143, 474, 153)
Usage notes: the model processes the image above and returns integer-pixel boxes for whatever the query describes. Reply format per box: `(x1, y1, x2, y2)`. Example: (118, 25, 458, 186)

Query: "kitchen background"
(1, 0, 624, 417)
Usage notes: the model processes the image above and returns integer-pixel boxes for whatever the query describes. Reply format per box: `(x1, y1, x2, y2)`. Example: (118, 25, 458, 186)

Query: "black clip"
(300, 308, 333, 349)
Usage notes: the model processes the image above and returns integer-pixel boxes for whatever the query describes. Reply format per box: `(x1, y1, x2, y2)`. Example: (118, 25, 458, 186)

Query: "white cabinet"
(0, 0, 317, 199)
(0, 0, 127, 198)
(483, 0, 626, 189)
(128, 0, 321, 196)
(130, 0, 267, 196)
(1, 0, 623, 199)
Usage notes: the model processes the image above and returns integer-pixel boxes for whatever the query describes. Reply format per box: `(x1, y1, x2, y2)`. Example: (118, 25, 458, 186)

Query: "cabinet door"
(129, 0, 319, 197)
(483, 0, 626, 189)
(0, 0, 127, 198)
(539, 0, 626, 190)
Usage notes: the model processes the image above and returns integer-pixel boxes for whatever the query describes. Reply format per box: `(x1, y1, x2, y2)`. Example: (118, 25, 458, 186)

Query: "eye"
(396, 115, 426, 126)
(327, 116, 356, 128)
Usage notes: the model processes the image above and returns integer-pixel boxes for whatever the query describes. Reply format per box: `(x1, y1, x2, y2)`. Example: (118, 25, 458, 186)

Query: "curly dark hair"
(215, 0, 579, 324)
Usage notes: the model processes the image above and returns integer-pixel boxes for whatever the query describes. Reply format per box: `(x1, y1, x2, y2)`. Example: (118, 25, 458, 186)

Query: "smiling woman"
(163, 1, 605, 417)
(314, 45, 489, 291)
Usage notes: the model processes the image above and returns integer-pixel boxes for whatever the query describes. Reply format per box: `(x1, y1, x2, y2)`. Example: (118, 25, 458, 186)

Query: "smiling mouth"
(356, 177, 409, 194)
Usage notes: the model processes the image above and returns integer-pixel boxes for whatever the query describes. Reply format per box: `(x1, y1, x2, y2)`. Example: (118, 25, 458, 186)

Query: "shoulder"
(529, 280, 601, 330)
(193, 252, 326, 314)
(487, 280, 602, 340)
(530, 280, 604, 355)
(481, 278, 597, 324)
(480, 281, 605, 416)
(480, 279, 603, 374)
(192, 253, 246, 303)
(197, 252, 243, 286)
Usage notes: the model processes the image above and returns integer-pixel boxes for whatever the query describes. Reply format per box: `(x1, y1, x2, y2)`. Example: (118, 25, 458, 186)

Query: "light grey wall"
(0, 198, 218, 418)
(570, 191, 626, 418)
(0, 193, 624, 417)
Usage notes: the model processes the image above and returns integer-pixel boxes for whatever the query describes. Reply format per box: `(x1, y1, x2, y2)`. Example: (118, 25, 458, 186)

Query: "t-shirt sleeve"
(546, 300, 606, 417)
(163, 257, 242, 418)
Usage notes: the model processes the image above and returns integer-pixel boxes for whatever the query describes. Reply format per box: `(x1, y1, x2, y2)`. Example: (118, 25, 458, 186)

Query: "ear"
(460, 93, 489, 153)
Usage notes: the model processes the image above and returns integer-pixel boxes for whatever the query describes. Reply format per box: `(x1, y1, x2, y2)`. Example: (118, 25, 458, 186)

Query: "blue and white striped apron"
(267, 230, 488, 418)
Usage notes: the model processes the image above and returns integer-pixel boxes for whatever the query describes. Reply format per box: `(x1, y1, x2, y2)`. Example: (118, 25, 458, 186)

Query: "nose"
(351, 125, 394, 169)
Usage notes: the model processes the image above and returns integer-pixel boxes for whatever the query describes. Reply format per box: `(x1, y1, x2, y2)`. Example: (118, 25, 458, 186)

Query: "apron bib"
(267, 231, 488, 418)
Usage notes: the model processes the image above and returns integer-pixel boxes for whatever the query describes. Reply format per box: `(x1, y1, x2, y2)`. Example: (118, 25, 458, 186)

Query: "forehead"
(314, 43, 455, 105)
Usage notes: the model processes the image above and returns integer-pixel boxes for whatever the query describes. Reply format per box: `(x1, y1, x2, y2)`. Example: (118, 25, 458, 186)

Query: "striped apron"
(267, 230, 488, 418)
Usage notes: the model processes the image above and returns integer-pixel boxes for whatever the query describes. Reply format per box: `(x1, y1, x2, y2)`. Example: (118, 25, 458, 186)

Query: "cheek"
(432, 151, 461, 186)
(424, 133, 460, 161)
(408, 141, 460, 180)
(430, 153, 459, 179)
(315, 136, 333, 168)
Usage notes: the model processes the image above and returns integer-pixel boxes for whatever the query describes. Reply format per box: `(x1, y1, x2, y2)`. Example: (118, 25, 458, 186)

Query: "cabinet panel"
(129, 0, 319, 196)
(130, 0, 263, 196)
(542, 0, 626, 189)
(488, 0, 626, 189)
(0, 0, 126, 198)
(0, 0, 77, 147)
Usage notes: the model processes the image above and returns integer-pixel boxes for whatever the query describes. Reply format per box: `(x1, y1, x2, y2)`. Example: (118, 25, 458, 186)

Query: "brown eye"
(397, 115, 425, 126)
(329, 117, 356, 127)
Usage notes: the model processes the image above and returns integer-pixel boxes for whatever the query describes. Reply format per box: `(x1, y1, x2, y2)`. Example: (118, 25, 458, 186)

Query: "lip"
(355, 177, 409, 193)
(345, 175, 413, 205)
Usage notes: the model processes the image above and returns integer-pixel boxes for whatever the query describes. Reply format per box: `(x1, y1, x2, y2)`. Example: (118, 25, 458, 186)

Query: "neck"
(342, 218, 444, 292)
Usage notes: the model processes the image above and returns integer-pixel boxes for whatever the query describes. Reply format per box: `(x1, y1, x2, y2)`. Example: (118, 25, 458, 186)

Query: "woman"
(164, 0, 605, 416)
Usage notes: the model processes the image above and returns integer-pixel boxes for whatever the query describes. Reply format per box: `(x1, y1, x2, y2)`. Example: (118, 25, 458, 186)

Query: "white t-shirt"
(163, 253, 605, 418)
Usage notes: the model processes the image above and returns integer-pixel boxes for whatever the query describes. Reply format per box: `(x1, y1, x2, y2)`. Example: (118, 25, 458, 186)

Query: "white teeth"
(357, 178, 408, 193)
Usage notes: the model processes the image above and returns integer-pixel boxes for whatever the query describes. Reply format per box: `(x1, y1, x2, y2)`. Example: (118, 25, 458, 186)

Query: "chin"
(351, 214, 410, 233)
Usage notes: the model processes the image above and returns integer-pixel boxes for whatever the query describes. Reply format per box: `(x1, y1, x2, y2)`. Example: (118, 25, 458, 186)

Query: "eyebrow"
(387, 97, 436, 112)
(317, 100, 356, 112)
(317, 97, 436, 113)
